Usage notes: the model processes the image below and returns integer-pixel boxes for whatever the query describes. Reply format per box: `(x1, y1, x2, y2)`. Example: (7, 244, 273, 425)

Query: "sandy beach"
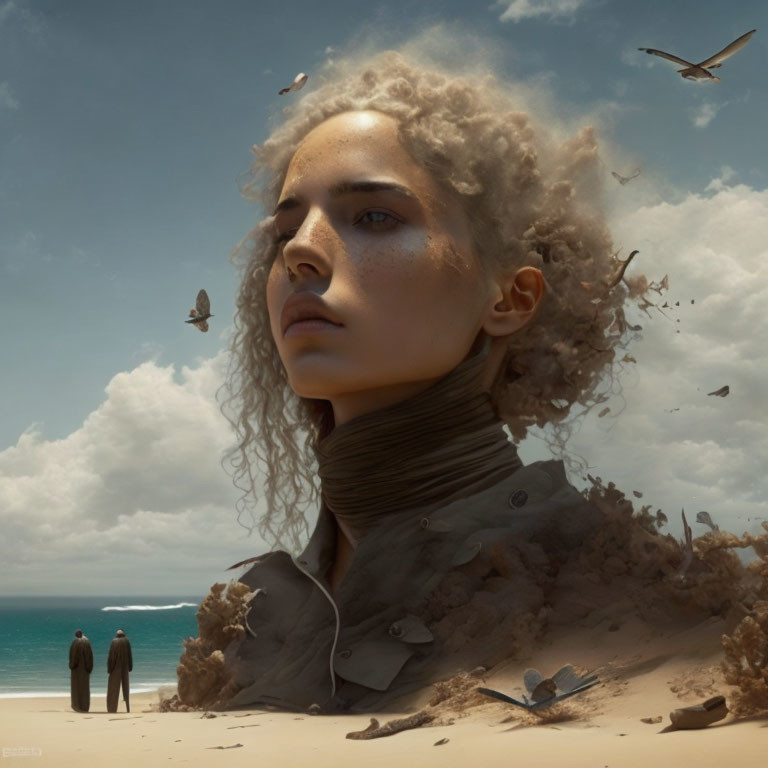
(2, 614, 765, 768)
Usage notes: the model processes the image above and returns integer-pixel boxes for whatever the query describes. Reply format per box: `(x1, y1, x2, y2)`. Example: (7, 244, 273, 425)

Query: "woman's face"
(266, 110, 511, 425)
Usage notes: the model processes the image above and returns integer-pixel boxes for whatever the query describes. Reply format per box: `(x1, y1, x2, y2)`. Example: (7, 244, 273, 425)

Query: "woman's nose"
(282, 209, 336, 279)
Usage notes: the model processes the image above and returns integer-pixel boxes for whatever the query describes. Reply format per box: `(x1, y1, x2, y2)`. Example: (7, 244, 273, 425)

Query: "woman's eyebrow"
(272, 180, 418, 216)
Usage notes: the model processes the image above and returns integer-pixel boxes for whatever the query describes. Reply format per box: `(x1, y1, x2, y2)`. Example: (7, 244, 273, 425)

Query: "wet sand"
(2, 614, 765, 767)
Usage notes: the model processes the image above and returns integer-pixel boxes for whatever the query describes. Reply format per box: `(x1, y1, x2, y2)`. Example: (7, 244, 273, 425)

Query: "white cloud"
(0, 81, 19, 111)
(704, 165, 736, 193)
(494, 0, 588, 22)
(690, 91, 750, 129)
(691, 101, 720, 128)
(0, 352, 270, 595)
(523, 177, 768, 542)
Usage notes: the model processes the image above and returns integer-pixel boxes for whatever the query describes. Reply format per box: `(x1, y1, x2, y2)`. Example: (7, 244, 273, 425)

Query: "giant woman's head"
(224, 48, 648, 550)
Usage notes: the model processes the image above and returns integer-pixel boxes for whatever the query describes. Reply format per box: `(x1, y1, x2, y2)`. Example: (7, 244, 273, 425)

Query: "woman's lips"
(284, 318, 344, 337)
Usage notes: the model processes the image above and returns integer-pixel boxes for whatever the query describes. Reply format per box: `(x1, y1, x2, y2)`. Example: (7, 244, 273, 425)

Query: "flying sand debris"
(707, 385, 729, 397)
(185, 289, 214, 333)
(477, 665, 599, 712)
(696, 510, 719, 532)
(279, 72, 308, 95)
(676, 509, 694, 582)
(638, 29, 757, 81)
(605, 249, 639, 289)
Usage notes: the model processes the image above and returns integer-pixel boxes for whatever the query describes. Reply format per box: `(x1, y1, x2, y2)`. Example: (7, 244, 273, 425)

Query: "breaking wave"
(101, 603, 197, 612)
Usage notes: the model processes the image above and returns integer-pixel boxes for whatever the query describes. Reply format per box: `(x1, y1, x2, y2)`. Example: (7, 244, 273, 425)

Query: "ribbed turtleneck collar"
(315, 338, 522, 544)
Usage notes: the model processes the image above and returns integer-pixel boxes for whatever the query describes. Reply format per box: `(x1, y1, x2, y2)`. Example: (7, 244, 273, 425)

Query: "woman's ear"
(483, 266, 545, 338)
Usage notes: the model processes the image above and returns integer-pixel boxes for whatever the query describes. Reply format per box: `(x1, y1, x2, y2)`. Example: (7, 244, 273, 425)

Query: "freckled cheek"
(349, 234, 472, 324)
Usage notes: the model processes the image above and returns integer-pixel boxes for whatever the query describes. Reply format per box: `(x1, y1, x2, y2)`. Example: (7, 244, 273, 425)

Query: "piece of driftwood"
(346, 711, 435, 740)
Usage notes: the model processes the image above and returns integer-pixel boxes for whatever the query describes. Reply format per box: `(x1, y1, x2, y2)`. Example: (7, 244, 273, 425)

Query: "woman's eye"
(273, 210, 400, 250)
(357, 210, 400, 228)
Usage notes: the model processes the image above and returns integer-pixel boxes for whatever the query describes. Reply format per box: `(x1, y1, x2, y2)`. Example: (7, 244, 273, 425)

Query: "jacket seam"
(291, 558, 341, 699)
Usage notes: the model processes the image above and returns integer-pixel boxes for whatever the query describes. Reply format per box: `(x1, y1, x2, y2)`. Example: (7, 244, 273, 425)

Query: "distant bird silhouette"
(612, 169, 641, 185)
(638, 29, 756, 81)
(278, 72, 308, 95)
(185, 289, 213, 333)
(707, 385, 730, 397)
(477, 665, 599, 712)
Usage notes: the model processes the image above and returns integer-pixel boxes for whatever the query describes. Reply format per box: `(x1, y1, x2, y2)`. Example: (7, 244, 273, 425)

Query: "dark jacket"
(224, 459, 601, 712)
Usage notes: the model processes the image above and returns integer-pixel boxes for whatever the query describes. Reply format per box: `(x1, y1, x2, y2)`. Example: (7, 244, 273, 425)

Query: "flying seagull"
(477, 665, 599, 712)
(707, 385, 729, 397)
(612, 169, 641, 185)
(185, 289, 213, 333)
(638, 29, 756, 81)
(279, 72, 308, 95)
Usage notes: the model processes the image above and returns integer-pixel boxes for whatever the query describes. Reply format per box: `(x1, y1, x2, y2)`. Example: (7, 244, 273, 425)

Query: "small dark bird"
(185, 289, 213, 332)
(612, 169, 641, 185)
(638, 29, 756, 82)
(707, 385, 729, 397)
(477, 665, 599, 712)
(278, 72, 308, 95)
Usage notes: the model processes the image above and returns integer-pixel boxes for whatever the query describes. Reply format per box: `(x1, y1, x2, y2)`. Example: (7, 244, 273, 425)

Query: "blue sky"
(1, 0, 766, 595)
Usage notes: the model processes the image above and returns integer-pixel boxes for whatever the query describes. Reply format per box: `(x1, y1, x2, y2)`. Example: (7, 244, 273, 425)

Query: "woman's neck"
(316, 338, 522, 548)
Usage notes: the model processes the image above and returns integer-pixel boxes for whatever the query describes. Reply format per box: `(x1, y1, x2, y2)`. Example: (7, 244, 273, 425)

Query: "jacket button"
(337, 649, 352, 659)
(508, 489, 528, 508)
(388, 623, 404, 638)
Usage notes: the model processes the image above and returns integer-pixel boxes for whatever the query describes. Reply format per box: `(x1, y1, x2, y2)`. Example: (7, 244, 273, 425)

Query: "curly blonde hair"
(221, 48, 650, 553)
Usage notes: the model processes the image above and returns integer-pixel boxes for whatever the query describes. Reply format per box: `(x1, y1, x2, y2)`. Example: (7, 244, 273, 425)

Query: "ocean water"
(0, 596, 201, 697)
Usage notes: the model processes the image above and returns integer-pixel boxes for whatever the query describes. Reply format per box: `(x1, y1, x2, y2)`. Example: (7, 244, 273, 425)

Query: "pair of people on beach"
(69, 629, 133, 713)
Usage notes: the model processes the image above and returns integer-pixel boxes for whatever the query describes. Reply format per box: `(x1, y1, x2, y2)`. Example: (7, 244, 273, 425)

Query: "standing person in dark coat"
(68, 629, 93, 712)
(106, 629, 133, 713)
